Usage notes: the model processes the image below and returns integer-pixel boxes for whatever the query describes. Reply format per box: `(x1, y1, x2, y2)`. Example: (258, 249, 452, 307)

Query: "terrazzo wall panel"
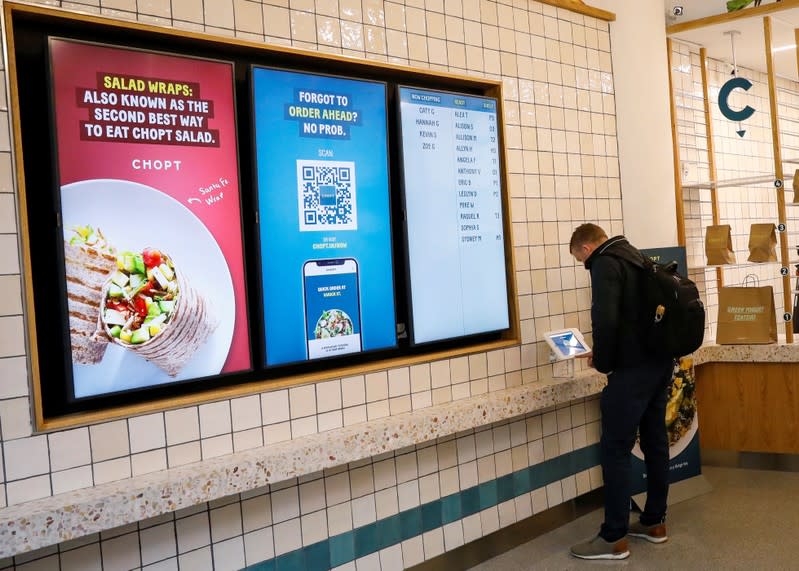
(0, 0, 620, 568)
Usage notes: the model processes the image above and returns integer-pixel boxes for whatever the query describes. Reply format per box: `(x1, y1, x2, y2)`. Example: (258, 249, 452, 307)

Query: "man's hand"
(576, 351, 594, 368)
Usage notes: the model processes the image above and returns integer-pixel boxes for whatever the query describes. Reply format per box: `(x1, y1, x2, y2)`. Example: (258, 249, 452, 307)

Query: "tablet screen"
(550, 331, 589, 357)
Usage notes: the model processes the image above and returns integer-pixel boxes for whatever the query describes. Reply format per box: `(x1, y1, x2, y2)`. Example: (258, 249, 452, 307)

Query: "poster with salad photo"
(49, 38, 251, 398)
(632, 247, 702, 494)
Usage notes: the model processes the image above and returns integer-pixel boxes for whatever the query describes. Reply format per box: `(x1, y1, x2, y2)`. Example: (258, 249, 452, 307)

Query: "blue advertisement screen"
(252, 67, 396, 366)
(398, 87, 509, 344)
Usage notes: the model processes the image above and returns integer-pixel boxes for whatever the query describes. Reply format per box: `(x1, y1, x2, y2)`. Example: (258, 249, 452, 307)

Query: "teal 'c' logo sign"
(718, 77, 755, 137)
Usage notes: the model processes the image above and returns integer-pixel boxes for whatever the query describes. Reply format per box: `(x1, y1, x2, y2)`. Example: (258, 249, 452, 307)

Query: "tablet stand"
(548, 351, 575, 379)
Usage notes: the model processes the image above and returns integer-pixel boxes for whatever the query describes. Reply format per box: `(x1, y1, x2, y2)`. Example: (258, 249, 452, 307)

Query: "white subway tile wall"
(0, 0, 618, 568)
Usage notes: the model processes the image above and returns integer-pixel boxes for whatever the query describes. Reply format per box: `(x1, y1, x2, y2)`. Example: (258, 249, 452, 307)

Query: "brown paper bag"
(716, 283, 777, 344)
(792, 169, 799, 204)
(747, 223, 777, 263)
(705, 224, 736, 265)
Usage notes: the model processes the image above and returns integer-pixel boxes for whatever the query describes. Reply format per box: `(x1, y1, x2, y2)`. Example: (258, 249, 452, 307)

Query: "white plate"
(61, 179, 236, 397)
(632, 409, 699, 461)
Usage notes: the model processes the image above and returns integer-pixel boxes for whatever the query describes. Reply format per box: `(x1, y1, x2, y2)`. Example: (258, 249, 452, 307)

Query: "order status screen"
(398, 86, 510, 344)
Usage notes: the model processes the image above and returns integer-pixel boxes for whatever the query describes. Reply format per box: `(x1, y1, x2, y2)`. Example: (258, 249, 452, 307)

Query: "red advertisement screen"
(49, 38, 251, 398)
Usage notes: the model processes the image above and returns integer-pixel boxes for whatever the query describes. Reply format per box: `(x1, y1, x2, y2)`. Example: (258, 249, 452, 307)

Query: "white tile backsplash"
(201, 434, 233, 459)
(210, 503, 243, 544)
(129, 413, 166, 453)
(51, 465, 93, 495)
(176, 512, 211, 554)
(199, 401, 232, 438)
(365, 371, 389, 403)
(132, 449, 168, 476)
(272, 518, 302, 557)
(93, 457, 131, 485)
(167, 441, 201, 468)
(139, 522, 177, 566)
(48, 428, 91, 472)
(212, 536, 245, 571)
(101, 532, 141, 571)
(239, 527, 272, 565)
(341, 375, 366, 407)
(0, 316, 24, 358)
(89, 420, 130, 462)
(316, 379, 343, 413)
(0, 235, 20, 275)
(241, 494, 272, 535)
(60, 543, 102, 571)
(163, 407, 199, 446)
(0, 275, 21, 317)
(5, 434, 48, 480)
(351, 493, 377, 527)
(289, 384, 317, 418)
(231, 395, 262, 432)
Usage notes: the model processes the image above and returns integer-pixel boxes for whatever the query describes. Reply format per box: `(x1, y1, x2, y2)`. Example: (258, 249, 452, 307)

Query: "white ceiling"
(665, 1, 799, 81)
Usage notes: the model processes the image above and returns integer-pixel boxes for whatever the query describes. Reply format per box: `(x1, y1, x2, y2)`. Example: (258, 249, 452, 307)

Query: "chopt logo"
(718, 76, 756, 138)
(76, 72, 220, 147)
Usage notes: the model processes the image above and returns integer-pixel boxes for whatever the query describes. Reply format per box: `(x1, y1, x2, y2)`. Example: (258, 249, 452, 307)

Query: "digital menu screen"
(49, 39, 251, 398)
(398, 86, 509, 344)
(252, 67, 396, 367)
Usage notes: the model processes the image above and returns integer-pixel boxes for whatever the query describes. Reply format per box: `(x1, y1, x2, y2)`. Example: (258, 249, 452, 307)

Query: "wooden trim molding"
(536, 0, 615, 22)
(666, 38, 686, 247)
(698, 47, 725, 290)
(667, 0, 799, 35)
(764, 16, 794, 344)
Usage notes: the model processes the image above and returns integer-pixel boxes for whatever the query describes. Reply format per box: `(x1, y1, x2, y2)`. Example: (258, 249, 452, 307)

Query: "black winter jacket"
(583, 236, 650, 374)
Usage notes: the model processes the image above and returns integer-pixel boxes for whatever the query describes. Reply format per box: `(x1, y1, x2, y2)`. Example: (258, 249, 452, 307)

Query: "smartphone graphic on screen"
(303, 258, 362, 360)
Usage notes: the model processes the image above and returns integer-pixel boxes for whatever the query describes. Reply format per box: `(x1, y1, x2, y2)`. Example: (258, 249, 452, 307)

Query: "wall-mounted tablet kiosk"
(397, 86, 510, 345)
(544, 328, 591, 360)
(543, 328, 591, 379)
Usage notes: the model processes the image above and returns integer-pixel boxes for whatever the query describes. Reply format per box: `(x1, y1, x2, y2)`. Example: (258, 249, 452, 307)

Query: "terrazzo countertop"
(0, 369, 607, 558)
(2, 341, 795, 558)
(692, 340, 799, 366)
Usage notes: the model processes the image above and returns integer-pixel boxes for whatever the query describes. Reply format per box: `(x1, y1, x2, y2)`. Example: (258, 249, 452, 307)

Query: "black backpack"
(638, 258, 706, 358)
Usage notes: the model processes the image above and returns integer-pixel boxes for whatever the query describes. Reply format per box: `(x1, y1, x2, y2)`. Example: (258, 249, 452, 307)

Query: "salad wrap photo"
(96, 247, 218, 376)
(64, 226, 118, 364)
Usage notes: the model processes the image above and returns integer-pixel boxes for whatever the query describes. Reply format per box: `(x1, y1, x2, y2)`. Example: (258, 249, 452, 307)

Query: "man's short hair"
(569, 223, 608, 252)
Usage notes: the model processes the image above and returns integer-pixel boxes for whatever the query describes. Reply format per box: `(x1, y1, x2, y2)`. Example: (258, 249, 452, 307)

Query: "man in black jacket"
(568, 223, 674, 560)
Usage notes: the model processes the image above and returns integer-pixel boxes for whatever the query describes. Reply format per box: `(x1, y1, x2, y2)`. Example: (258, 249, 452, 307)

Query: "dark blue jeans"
(598, 358, 675, 542)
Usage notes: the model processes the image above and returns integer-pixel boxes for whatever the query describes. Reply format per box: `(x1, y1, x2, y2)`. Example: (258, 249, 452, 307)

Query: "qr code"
(297, 160, 357, 232)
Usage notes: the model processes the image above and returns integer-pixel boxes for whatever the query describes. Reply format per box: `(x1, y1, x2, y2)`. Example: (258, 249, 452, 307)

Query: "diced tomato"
(142, 248, 162, 269)
(106, 299, 126, 311)
(133, 295, 148, 317)
(138, 281, 153, 294)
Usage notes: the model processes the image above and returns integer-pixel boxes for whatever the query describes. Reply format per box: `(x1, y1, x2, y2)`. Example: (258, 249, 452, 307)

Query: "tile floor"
(469, 465, 799, 570)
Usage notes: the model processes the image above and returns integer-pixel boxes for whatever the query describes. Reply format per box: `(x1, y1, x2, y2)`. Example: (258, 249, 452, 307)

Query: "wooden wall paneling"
(696, 363, 799, 453)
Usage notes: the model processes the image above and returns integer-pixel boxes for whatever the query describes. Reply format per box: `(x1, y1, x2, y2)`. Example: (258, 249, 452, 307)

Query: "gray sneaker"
(628, 520, 668, 543)
(570, 536, 630, 560)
